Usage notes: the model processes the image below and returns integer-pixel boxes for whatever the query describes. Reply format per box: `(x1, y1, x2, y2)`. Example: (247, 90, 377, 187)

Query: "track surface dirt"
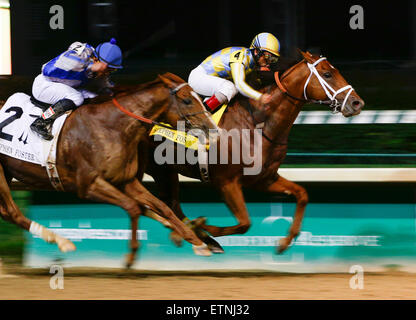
(0, 268, 415, 300)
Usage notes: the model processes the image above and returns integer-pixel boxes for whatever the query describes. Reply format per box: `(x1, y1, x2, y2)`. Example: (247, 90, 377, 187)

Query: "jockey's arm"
(230, 62, 262, 101)
(43, 42, 94, 80)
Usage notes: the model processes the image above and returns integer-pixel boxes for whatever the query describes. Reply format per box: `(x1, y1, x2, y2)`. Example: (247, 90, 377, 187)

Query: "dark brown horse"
(142, 51, 365, 254)
(0, 73, 219, 266)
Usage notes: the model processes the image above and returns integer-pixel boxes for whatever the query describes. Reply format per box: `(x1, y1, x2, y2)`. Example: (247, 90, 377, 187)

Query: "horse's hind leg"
(148, 167, 223, 252)
(85, 176, 210, 266)
(0, 164, 75, 252)
(261, 175, 308, 254)
(84, 176, 145, 267)
(123, 178, 211, 256)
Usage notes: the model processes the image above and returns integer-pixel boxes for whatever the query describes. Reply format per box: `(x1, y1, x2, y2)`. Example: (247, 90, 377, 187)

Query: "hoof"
(192, 243, 211, 256)
(169, 231, 183, 247)
(209, 245, 225, 254)
(58, 240, 77, 252)
(56, 237, 76, 253)
(125, 254, 135, 269)
(204, 236, 225, 254)
(194, 227, 224, 254)
(276, 237, 291, 254)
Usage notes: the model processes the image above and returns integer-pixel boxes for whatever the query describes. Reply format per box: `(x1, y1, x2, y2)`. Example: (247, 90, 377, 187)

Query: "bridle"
(275, 57, 354, 114)
(169, 83, 211, 129)
(250, 56, 355, 145)
(113, 82, 209, 130)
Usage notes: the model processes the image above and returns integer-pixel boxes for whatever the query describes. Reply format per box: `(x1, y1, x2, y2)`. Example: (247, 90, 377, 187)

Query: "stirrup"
(30, 119, 53, 141)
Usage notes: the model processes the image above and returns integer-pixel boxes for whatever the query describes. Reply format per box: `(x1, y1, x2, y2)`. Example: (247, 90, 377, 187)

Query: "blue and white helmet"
(94, 38, 123, 69)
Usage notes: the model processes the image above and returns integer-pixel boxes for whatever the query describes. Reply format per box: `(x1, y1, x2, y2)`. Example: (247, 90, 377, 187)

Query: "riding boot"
(30, 99, 76, 141)
(204, 93, 227, 113)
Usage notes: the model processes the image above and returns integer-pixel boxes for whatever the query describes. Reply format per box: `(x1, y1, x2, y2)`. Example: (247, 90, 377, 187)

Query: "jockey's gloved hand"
(98, 87, 114, 97)
(255, 70, 276, 86)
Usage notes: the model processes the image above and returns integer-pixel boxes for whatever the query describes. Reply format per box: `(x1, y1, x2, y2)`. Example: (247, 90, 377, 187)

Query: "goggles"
(260, 50, 279, 64)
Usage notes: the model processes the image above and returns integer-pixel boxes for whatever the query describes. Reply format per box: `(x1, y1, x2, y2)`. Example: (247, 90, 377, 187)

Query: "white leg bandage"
(29, 221, 55, 242)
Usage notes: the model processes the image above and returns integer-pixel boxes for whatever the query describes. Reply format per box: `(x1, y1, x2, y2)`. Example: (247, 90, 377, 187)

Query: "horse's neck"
(115, 85, 169, 122)
(268, 90, 303, 141)
(102, 85, 170, 147)
(261, 66, 308, 146)
(221, 62, 308, 148)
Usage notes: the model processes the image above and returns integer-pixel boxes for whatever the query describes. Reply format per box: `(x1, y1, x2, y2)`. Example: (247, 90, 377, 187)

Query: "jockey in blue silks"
(30, 38, 123, 140)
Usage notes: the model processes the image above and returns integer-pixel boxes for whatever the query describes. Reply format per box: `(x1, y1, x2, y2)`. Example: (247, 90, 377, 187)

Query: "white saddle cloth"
(0, 93, 69, 166)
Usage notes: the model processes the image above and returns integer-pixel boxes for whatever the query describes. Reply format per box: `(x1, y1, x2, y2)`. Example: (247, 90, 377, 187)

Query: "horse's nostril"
(352, 100, 362, 109)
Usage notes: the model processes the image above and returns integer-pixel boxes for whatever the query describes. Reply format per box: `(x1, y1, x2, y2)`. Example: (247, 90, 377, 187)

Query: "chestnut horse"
(0, 73, 218, 266)
(143, 51, 365, 254)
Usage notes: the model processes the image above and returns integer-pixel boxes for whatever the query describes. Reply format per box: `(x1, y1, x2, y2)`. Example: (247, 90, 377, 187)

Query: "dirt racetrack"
(0, 267, 415, 300)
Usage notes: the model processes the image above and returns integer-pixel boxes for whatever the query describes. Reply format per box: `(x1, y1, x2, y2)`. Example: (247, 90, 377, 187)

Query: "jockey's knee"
(213, 92, 228, 104)
(68, 94, 84, 107)
(218, 81, 238, 102)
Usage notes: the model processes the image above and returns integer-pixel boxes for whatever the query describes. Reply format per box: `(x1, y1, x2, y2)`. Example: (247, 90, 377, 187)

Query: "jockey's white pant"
(32, 74, 97, 107)
(188, 65, 238, 102)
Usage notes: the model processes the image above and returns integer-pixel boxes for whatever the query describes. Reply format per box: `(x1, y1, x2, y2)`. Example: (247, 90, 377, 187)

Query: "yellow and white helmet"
(250, 32, 280, 62)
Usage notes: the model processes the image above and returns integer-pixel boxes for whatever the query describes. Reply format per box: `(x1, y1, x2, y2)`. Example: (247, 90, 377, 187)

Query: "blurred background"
(0, 0, 415, 268)
(1, 0, 414, 160)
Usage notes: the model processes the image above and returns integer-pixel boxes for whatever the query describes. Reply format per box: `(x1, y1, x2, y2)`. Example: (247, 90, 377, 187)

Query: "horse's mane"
(243, 56, 301, 92)
(229, 56, 303, 111)
(88, 72, 185, 105)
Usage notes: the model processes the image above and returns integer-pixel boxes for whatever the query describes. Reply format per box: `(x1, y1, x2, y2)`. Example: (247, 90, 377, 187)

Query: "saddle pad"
(149, 103, 227, 150)
(0, 93, 69, 166)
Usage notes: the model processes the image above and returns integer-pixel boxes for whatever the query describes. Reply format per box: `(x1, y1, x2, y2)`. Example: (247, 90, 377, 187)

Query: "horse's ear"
(297, 49, 315, 64)
(158, 74, 174, 89)
(297, 48, 305, 56)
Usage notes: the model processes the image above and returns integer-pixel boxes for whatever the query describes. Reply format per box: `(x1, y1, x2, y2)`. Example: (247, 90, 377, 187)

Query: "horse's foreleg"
(0, 164, 75, 252)
(146, 168, 186, 246)
(262, 175, 308, 254)
(126, 214, 139, 268)
(201, 180, 251, 237)
(142, 167, 185, 228)
(123, 178, 211, 256)
(84, 176, 147, 267)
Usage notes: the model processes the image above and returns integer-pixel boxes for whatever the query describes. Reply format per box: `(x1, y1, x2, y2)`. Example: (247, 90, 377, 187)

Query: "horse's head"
(158, 73, 219, 137)
(292, 50, 364, 117)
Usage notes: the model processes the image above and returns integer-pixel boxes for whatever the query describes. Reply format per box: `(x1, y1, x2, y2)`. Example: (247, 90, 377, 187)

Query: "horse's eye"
(323, 72, 332, 79)
(183, 98, 192, 105)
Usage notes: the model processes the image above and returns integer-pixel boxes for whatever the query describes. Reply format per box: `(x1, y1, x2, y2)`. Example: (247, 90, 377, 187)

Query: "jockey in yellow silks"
(188, 32, 280, 112)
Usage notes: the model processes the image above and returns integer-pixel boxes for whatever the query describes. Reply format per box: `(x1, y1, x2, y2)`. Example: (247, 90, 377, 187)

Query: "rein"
(111, 82, 198, 130)
(112, 98, 173, 130)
